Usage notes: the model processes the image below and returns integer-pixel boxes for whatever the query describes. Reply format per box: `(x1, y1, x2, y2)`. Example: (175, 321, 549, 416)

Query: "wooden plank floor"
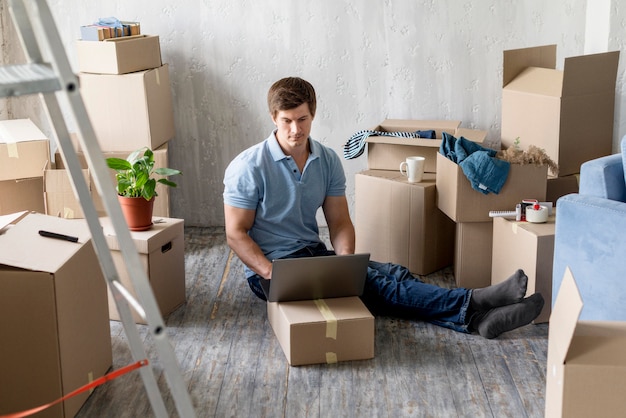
(76, 226, 549, 418)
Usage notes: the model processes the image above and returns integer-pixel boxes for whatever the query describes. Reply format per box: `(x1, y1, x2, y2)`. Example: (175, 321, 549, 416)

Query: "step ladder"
(1, 1, 196, 417)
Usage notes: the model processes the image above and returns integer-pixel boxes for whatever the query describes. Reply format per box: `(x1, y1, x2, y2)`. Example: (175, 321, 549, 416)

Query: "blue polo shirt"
(223, 131, 346, 277)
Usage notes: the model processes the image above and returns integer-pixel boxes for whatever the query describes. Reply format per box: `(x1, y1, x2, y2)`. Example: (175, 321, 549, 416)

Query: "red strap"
(1, 359, 149, 418)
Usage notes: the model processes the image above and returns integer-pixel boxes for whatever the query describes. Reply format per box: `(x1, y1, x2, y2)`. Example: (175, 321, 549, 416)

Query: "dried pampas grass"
(496, 139, 559, 176)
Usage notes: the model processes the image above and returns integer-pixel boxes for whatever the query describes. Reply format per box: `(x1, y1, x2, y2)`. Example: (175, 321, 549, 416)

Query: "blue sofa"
(552, 138, 626, 320)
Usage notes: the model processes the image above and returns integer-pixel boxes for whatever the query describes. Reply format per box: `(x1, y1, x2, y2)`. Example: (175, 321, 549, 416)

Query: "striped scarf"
(343, 129, 436, 160)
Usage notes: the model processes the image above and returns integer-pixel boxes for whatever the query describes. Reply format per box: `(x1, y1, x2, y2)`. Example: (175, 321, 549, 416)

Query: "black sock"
(471, 293, 544, 339)
(471, 269, 528, 311)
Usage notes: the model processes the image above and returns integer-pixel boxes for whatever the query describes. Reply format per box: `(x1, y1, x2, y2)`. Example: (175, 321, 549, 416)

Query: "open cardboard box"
(366, 120, 487, 173)
(0, 212, 112, 418)
(501, 45, 620, 176)
(545, 267, 626, 417)
(436, 153, 548, 223)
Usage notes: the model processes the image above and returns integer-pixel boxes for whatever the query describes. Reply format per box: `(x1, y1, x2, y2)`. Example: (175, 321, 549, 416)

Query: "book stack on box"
(80, 18, 141, 41)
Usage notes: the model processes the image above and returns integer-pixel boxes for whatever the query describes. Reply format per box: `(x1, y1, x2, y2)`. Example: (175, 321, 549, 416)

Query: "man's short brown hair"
(267, 77, 316, 118)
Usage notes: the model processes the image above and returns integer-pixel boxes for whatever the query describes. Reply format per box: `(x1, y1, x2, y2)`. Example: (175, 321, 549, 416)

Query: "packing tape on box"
(314, 299, 337, 340)
(325, 352, 338, 364)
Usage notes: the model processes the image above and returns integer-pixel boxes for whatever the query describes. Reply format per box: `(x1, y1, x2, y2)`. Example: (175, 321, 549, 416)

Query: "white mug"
(399, 156, 425, 183)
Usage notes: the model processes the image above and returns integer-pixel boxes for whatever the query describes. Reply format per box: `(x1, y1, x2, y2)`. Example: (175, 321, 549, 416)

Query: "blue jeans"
(246, 244, 473, 333)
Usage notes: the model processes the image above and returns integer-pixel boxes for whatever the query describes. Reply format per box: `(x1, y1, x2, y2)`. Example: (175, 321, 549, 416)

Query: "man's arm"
(322, 195, 355, 255)
(224, 204, 273, 279)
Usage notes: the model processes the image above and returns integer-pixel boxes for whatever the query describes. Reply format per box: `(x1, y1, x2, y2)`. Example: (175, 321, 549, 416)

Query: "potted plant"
(106, 147, 181, 231)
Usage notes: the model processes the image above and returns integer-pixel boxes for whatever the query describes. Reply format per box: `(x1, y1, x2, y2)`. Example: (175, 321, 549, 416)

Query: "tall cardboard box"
(501, 45, 619, 176)
(267, 296, 374, 366)
(80, 64, 175, 151)
(436, 153, 548, 223)
(491, 214, 555, 323)
(76, 34, 162, 74)
(545, 268, 626, 417)
(0, 213, 112, 418)
(454, 221, 493, 289)
(100, 217, 185, 323)
(54, 142, 171, 217)
(355, 170, 454, 275)
(0, 118, 50, 181)
(365, 119, 462, 173)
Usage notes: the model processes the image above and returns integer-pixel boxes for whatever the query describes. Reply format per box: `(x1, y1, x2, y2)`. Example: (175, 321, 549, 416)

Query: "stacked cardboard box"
(0, 119, 51, 215)
(501, 45, 620, 203)
(355, 119, 486, 276)
(46, 34, 175, 219)
(436, 146, 548, 289)
(0, 212, 112, 417)
(99, 216, 186, 323)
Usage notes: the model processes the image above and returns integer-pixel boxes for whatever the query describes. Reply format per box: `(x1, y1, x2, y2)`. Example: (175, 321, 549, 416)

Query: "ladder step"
(0, 63, 62, 98)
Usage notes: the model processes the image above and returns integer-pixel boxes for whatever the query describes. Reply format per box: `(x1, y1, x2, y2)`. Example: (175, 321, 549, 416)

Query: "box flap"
(503, 67, 564, 97)
(562, 50, 620, 97)
(0, 213, 91, 273)
(0, 118, 48, 144)
(566, 321, 626, 366)
(0, 211, 29, 233)
(503, 44, 556, 87)
(547, 267, 583, 365)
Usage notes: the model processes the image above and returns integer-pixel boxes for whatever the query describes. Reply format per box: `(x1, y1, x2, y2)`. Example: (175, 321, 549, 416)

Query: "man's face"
(272, 103, 313, 152)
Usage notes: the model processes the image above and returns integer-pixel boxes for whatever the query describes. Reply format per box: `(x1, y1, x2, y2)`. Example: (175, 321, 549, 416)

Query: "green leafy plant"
(106, 147, 182, 200)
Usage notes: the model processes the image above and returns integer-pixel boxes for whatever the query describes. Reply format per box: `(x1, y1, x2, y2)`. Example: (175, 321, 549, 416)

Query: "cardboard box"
(76, 34, 162, 74)
(545, 267, 626, 417)
(54, 142, 171, 217)
(0, 177, 45, 215)
(100, 216, 185, 323)
(501, 45, 620, 176)
(355, 170, 454, 275)
(267, 296, 374, 366)
(44, 168, 91, 219)
(0, 213, 112, 418)
(80, 64, 175, 152)
(491, 214, 555, 323)
(365, 119, 462, 173)
(436, 153, 548, 223)
(547, 175, 579, 205)
(0, 118, 50, 181)
(454, 221, 492, 289)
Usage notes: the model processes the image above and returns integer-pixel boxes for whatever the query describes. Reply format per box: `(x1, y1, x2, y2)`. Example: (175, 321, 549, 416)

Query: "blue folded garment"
(439, 132, 510, 195)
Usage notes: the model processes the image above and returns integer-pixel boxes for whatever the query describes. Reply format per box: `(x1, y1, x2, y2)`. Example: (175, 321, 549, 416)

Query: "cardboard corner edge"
(0, 211, 30, 232)
(544, 266, 584, 417)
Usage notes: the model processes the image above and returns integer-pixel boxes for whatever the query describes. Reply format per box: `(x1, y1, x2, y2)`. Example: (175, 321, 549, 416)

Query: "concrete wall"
(2, 0, 626, 226)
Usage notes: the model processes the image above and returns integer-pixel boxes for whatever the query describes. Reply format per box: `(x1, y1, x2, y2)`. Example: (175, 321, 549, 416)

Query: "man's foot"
(471, 269, 528, 311)
(471, 293, 544, 339)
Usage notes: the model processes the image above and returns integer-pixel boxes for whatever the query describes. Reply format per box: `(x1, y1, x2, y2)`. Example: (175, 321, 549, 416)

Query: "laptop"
(259, 253, 370, 302)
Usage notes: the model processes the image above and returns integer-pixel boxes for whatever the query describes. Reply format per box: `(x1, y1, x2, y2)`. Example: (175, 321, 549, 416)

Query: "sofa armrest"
(579, 153, 626, 202)
(553, 193, 626, 320)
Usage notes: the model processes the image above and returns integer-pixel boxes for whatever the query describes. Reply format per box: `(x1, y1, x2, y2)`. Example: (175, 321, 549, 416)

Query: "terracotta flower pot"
(118, 195, 155, 231)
